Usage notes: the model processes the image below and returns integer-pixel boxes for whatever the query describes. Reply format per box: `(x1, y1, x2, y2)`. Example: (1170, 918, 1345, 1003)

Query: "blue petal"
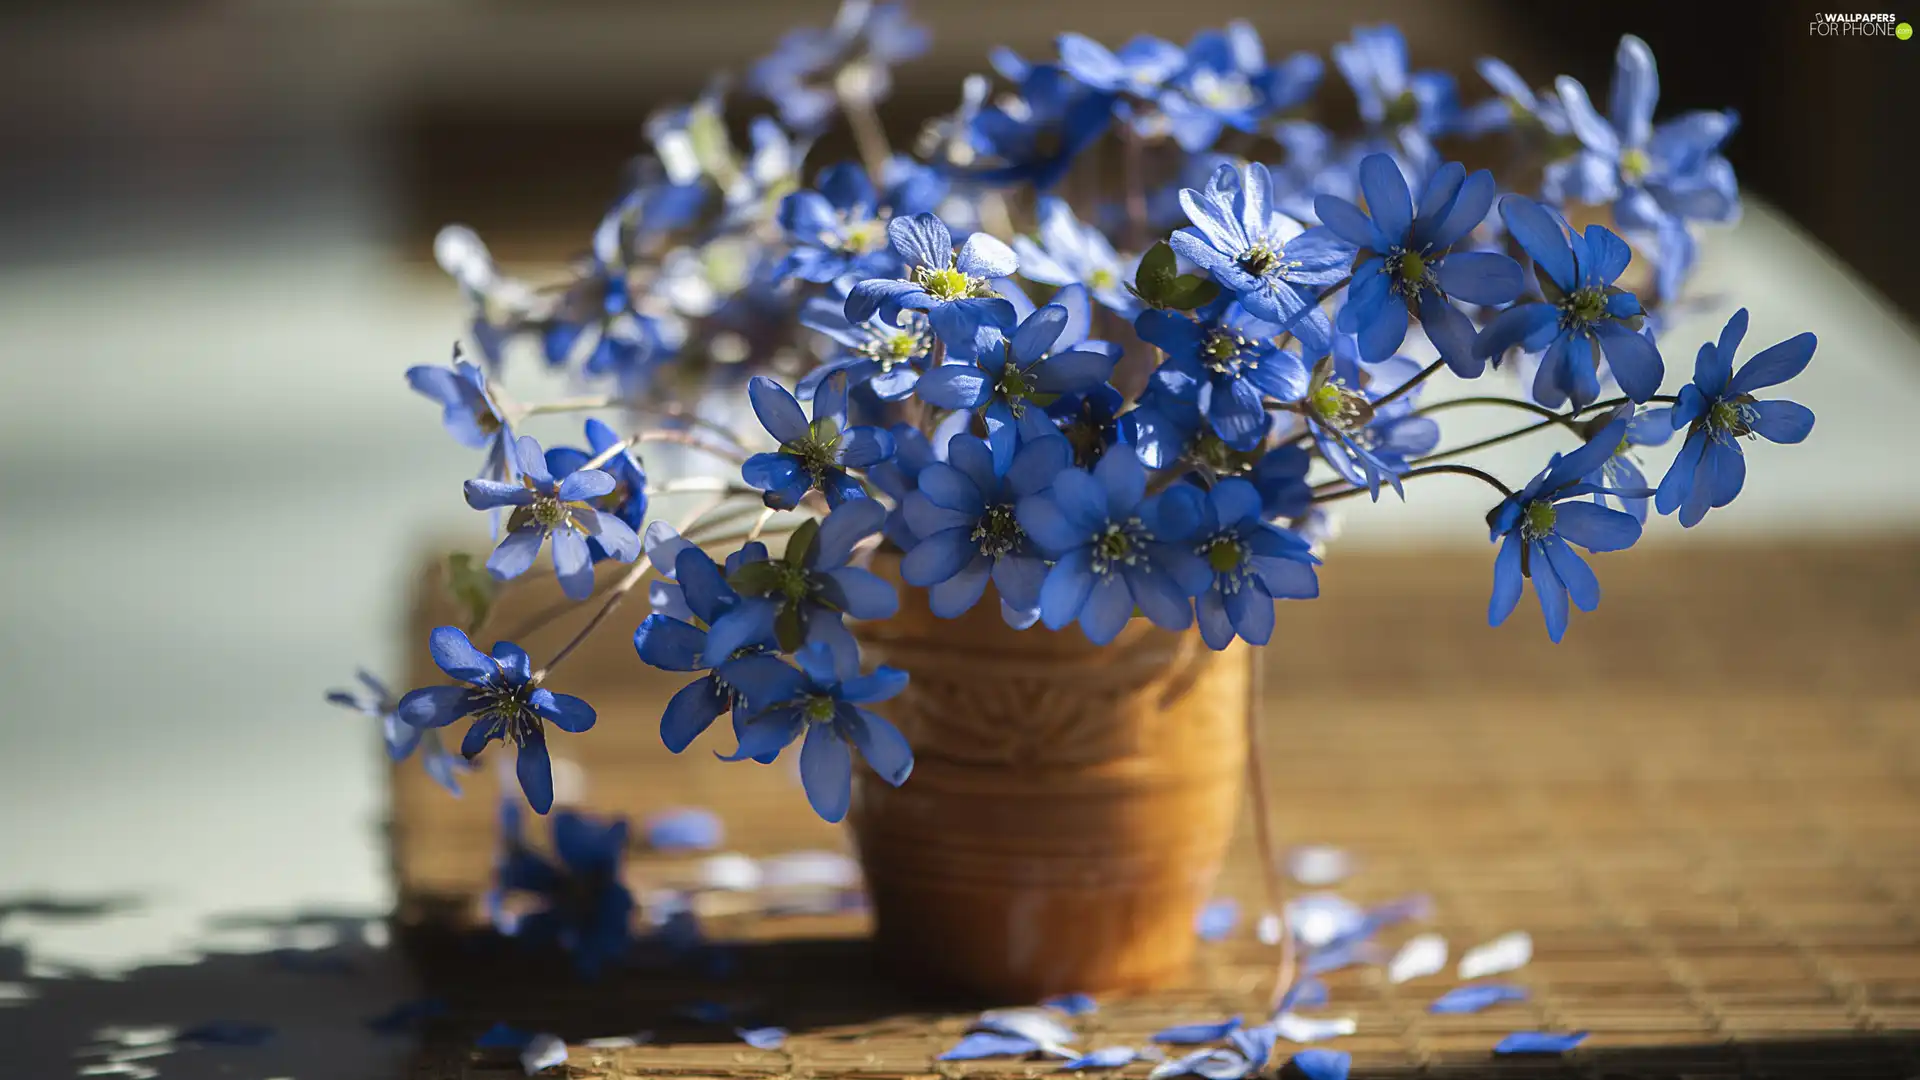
(1428, 983, 1529, 1014)
(1038, 548, 1095, 630)
(938, 1032, 1040, 1061)
(1092, 445, 1146, 516)
(846, 705, 913, 786)
(748, 376, 810, 445)
(1580, 224, 1633, 287)
(903, 491, 971, 537)
(1729, 332, 1816, 396)
(812, 497, 887, 569)
(1592, 321, 1663, 403)
(1552, 500, 1641, 552)
(1488, 529, 1524, 627)
(1426, 169, 1497, 250)
(1152, 1017, 1242, 1045)
(736, 1026, 787, 1051)
(956, 232, 1019, 278)
(1532, 543, 1570, 642)
(1435, 251, 1524, 306)
(1287, 1049, 1353, 1080)
(1498, 196, 1575, 291)
(551, 528, 594, 600)
(901, 527, 978, 587)
(1312, 194, 1382, 251)
(1125, 564, 1196, 631)
(838, 424, 895, 469)
(464, 479, 533, 511)
(1356, 295, 1409, 364)
(660, 677, 728, 753)
(1419, 291, 1481, 377)
(1493, 1031, 1587, 1055)
(914, 362, 993, 410)
(397, 685, 476, 729)
(1078, 572, 1135, 644)
(1224, 582, 1276, 644)
(1655, 429, 1707, 517)
(1474, 302, 1557, 361)
(557, 468, 614, 502)
(516, 732, 554, 814)
(888, 213, 954, 269)
(430, 625, 496, 684)
(799, 722, 854, 822)
(916, 461, 987, 515)
(532, 690, 595, 733)
(1539, 536, 1600, 612)
(718, 707, 804, 763)
(827, 567, 899, 620)
(1061, 1046, 1136, 1070)
(991, 551, 1048, 612)
(1050, 468, 1112, 534)
(1749, 400, 1814, 444)
(930, 298, 1018, 360)
(1357, 153, 1412, 244)
(929, 553, 992, 616)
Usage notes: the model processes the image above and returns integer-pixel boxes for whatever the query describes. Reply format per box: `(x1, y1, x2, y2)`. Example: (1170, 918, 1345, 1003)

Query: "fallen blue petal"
(1196, 898, 1240, 941)
(177, 1022, 274, 1046)
(1060, 1045, 1139, 1069)
(1228, 1023, 1276, 1069)
(475, 1022, 535, 1050)
(1494, 1030, 1586, 1054)
(520, 1033, 567, 1075)
(974, 1006, 1076, 1049)
(1301, 937, 1377, 976)
(1284, 1048, 1352, 1080)
(1152, 1017, 1242, 1044)
(367, 997, 448, 1034)
(1043, 992, 1098, 1016)
(646, 807, 725, 851)
(940, 1032, 1043, 1060)
(1151, 1047, 1254, 1079)
(1429, 983, 1530, 1014)
(1278, 978, 1328, 1011)
(736, 1026, 788, 1050)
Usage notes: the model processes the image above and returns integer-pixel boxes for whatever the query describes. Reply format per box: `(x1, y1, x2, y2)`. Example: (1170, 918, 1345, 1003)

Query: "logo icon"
(1898, 20, 1913, 38)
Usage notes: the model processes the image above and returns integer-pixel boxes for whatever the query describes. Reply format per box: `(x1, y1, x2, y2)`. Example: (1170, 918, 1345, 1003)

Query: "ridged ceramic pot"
(849, 557, 1250, 1000)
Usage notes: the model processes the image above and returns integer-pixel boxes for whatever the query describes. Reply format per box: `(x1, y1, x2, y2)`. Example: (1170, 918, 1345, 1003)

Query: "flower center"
(1521, 499, 1557, 541)
(835, 216, 886, 254)
(1238, 243, 1280, 278)
(1205, 535, 1245, 575)
(971, 503, 1024, 558)
(1191, 69, 1256, 112)
(1309, 381, 1374, 431)
(469, 686, 541, 754)
(994, 363, 1039, 416)
(1708, 396, 1758, 439)
(1389, 247, 1429, 293)
(774, 563, 815, 603)
(1620, 147, 1652, 183)
(531, 495, 568, 528)
(803, 695, 837, 724)
(1091, 519, 1148, 574)
(1203, 329, 1254, 374)
(914, 264, 986, 302)
(1382, 90, 1421, 127)
(1561, 287, 1609, 328)
(1089, 266, 1117, 290)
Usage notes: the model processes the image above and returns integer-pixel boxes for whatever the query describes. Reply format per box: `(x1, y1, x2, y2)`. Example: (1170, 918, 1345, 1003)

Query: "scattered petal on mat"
(646, 807, 724, 850)
(520, 1033, 568, 1075)
(581, 1032, 653, 1049)
(1150, 1048, 1256, 1080)
(367, 998, 448, 1034)
(1196, 898, 1240, 940)
(1151, 1017, 1243, 1044)
(940, 1032, 1043, 1060)
(974, 1006, 1077, 1052)
(1387, 932, 1448, 984)
(1285, 894, 1365, 949)
(1494, 1031, 1587, 1054)
(1428, 983, 1529, 1014)
(1228, 1023, 1277, 1070)
(697, 853, 762, 891)
(1458, 931, 1532, 979)
(1278, 978, 1329, 1011)
(1284, 1048, 1352, 1080)
(1273, 1012, 1356, 1044)
(1365, 894, 1433, 928)
(1043, 992, 1099, 1016)
(736, 1026, 788, 1050)
(1256, 912, 1283, 945)
(759, 850, 860, 889)
(1286, 846, 1354, 887)
(1060, 1046, 1139, 1069)
(1301, 937, 1378, 976)
(176, 1022, 274, 1046)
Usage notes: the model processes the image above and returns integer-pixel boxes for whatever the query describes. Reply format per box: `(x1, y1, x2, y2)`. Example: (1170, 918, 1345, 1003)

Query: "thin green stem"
(519, 395, 618, 417)
(1415, 395, 1578, 428)
(1412, 417, 1559, 464)
(1371, 357, 1444, 408)
(1311, 463, 1514, 504)
(836, 70, 894, 183)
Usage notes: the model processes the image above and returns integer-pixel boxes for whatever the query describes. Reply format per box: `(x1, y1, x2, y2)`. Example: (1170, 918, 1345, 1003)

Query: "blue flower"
(717, 641, 912, 823)
(866, 422, 944, 547)
(327, 670, 467, 795)
(541, 195, 656, 372)
(1016, 449, 1213, 644)
(397, 626, 598, 814)
(463, 435, 642, 601)
(1488, 417, 1647, 642)
(433, 227, 538, 368)
(406, 346, 515, 481)
(742, 374, 896, 510)
(1331, 25, 1460, 136)
(1253, 444, 1313, 519)
(775, 163, 910, 285)
(1135, 297, 1308, 451)
(633, 528, 779, 755)
(969, 64, 1115, 191)
(1056, 31, 1185, 99)
(1461, 57, 1567, 137)
(1290, 347, 1441, 497)
(1579, 404, 1673, 523)
(1315, 154, 1524, 374)
(796, 294, 935, 402)
(1013, 197, 1138, 316)
(747, 0, 930, 131)
(1475, 196, 1663, 408)
(915, 295, 1120, 464)
(1170, 162, 1351, 346)
(1160, 22, 1323, 153)
(543, 419, 648, 562)
(704, 497, 898, 661)
(1047, 382, 1125, 468)
(845, 213, 1020, 359)
(1547, 36, 1739, 300)
(901, 432, 1072, 626)
(489, 801, 634, 976)
(1656, 309, 1815, 527)
(1173, 478, 1320, 649)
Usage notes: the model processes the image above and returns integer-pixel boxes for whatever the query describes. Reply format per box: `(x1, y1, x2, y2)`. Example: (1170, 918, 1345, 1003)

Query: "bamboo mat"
(395, 538, 1920, 1078)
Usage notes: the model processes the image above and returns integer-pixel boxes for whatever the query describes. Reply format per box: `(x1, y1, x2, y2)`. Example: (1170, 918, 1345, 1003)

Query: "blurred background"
(1, 1, 1917, 1074)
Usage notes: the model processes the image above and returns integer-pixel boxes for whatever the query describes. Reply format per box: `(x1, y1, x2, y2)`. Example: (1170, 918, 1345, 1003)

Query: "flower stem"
(1414, 395, 1581, 429)
(1243, 653, 1297, 1013)
(1412, 417, 1559, 464)
(838, 81, 894, 184)
(519, 395, 618, 417)
(1310, 463, 1514, 504)
(1370, 358, 1445, 408)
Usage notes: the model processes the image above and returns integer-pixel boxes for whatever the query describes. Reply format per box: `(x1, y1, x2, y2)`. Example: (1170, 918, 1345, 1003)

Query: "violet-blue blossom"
(845, 213, 1019, 359)
(633, 532, 779, 754)
(704, 496, 897, 660)
(1135, 297, 1307, 451)
(1013, 196, 1138, 316)
(463, 435, 641, 601)
(327, 670, 467, 796)
(901, 432, 1073, 626)
(1171, 163, 1350, 346)
(742, 373, 895, 509)
(489, 801, 634, 976)
(1161, 22, 1322, 153)
(796, 294, 935, 402)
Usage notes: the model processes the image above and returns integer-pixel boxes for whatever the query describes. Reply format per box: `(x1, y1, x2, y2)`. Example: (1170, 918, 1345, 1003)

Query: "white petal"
(1387, 932, 1448, 984)
(1458, 930, 1532, 979)
(1286, 845, 1354, 887)
(759, 850, 860, 889)
(520, 1033, 568, 1075)
(581, 1033, 652, 1050)
(1273, 1013, 1356, 1043)
(1285, 893, 1366, 949)
(697, 853, 763, 892)
(1256, 912, 1284, 945)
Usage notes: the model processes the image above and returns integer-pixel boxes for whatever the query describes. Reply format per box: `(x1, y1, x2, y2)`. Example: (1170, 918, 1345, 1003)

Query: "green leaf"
(1134, 241, 1178, 306)
(783, 517, 822, 568)
(1163, 274, 1221, 311)
(445, 553, 497, 632)
(774, 604, 806, 653)
(727, 561, 788, 597)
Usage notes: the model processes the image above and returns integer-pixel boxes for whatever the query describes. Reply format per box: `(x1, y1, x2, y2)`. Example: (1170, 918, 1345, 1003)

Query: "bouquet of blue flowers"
(338, 3, 1815, 833)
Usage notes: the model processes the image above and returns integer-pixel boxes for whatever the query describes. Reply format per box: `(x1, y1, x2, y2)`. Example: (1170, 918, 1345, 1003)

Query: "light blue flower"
(463, 435, 642, 601)
(742, 373, 896, 509)
(1170, 163, 1350, 347)
(327, 670, 468, 796)
(1160, 22, 1322, 153)
(1331, 24, 1460, 136)
(796, 293, 935, 402)
(1013, 197, 1138, 316)
(845, 213, 1020, 359)
(900, 432, 1072, 627)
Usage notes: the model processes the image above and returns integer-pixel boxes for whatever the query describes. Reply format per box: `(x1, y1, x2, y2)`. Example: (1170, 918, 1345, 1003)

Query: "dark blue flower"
(406, 346, 514, 482)
(845, 213, 1020, 359)
(1488, 417, 1647, 642)
(717, 641, 912, 823)
(543, 419, 648, 562)
(1331, 25, 1460, 137)
(1315, 154, 1524, 374)
(705, 497, 898, 661)
(1252, 445, 1313, 520)
(1475, 196, 1663, 408)
(742, 374, 896, 510)
(397, 626, 597, 814)
(1160, 22, 1323, 153)
(969, 64, 1115, 191)
(916, 294, 1120, 465)
(1170, 163, 1350, 346)
(1173, 478, 1320, 649)
(633, 526, 778, 755)
(463, 435, 642, 601)
(1135, 297, 1307, 451)
(775, 164, 908, 285)
(327, 670, 468, 795)
(901, 432, 1072, 626)
(1290, 347, 1441, 497)
(1548, 36, 1739, 301)
(1046, 382, 1125, 468)
(1579, 404, 1673, 523)
(1655, 309, 1815, 527)
(865, 422, 945, 548)
(488, 800, 634, 976)
(1013, 197, 1138, 316)
(1016, 449, 1213, 644)
(796, 294, 935, 402)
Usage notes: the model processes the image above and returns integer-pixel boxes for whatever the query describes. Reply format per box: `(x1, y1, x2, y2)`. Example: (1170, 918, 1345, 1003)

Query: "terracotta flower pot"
(849, 557, 1251, 1001)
